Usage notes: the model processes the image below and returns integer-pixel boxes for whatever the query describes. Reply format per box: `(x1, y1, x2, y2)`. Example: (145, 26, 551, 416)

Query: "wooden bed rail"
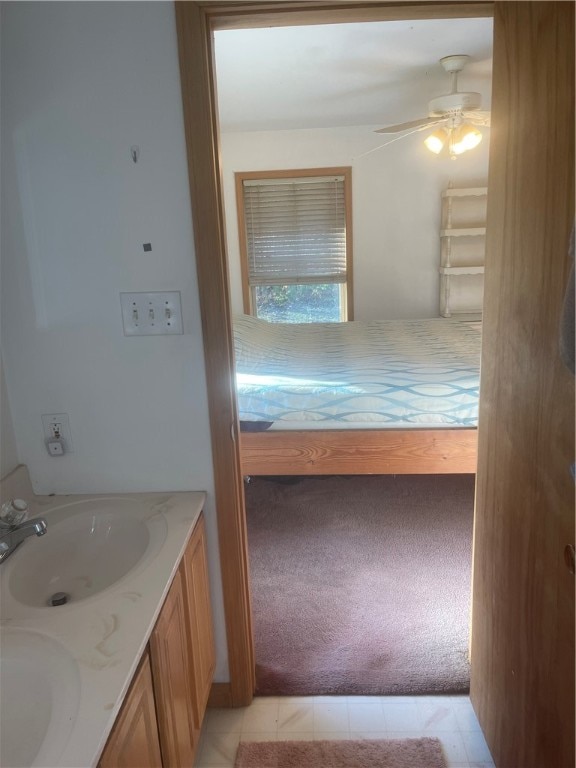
(240, 428, 478, 476)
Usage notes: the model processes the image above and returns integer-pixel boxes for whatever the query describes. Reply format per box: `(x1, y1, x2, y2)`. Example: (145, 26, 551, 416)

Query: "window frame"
(235, 167, 354, 321)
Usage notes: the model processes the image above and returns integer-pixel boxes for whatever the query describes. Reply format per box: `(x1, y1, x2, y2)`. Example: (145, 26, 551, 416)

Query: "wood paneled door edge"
(470, 3, 574, 767)
(174, 0, 494, 710)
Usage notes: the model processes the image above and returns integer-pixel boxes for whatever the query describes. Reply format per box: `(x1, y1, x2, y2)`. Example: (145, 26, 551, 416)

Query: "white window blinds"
(243, 175, 347, 286)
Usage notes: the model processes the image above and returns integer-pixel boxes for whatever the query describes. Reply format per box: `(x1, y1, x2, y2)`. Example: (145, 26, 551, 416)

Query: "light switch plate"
(120, 292, 183, 336)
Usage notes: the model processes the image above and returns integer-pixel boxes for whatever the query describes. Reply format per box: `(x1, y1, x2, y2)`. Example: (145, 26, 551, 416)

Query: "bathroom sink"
(6, 498, 167, 609)
(0, 628, 80, 767)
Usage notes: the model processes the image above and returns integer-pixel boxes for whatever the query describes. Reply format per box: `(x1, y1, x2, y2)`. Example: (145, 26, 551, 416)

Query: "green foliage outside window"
(254, 283, 341, 323)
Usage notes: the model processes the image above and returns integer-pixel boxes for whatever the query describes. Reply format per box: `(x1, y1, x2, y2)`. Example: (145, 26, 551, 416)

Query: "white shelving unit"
(440, 185, 487, 318)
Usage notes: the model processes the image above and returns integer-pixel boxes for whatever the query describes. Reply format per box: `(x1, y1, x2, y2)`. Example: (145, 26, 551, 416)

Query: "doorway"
(174, 0, 494, 708)
(211, 16, 491, 697)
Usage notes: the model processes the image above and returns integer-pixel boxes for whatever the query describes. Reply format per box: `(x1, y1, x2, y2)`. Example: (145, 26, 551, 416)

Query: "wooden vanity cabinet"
(99, 513, 215, 768)
(150, 567, 197, 766)
(99, 651, 162, 768)
(180, 513, 216, 743)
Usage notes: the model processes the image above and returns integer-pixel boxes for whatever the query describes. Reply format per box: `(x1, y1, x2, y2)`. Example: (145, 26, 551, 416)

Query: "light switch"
(120, 292, 183, 336)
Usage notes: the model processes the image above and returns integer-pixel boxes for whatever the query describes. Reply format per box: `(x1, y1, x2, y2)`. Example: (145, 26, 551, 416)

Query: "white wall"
(1, 351, 19, 478)
(0, 1, 228, 681)
(221, 126, 490, 320)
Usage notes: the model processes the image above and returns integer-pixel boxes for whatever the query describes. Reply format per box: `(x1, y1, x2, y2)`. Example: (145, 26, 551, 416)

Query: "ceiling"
(213, 17, 494, 133)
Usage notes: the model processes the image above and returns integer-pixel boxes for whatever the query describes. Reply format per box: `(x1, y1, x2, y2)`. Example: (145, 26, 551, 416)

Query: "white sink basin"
(0, 628, 80, 767)
(6, 498, 167, 609)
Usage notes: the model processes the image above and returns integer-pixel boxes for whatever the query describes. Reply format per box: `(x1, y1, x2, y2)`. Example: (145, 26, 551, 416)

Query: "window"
(236, 168, 353, 323)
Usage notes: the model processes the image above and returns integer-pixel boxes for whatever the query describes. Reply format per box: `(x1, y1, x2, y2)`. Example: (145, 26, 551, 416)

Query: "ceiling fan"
(375, 55, 490, 158)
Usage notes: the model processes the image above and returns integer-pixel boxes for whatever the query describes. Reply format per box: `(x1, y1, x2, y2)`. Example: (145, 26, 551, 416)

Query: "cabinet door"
(181, 513, 216, 736)
(150, 569, 197, 768)
(99, 652, 162, 768)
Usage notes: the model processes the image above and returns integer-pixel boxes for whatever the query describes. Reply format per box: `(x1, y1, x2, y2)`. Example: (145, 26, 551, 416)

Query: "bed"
(233, 314, 481, 475)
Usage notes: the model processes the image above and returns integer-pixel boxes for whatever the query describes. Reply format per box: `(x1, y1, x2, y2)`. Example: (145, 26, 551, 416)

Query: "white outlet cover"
(42, 413, 73, 452)
(120, 292, 183, 336)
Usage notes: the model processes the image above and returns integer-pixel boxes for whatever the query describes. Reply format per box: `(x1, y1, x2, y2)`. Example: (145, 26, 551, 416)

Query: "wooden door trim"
(175, 0, 494, 707)
(175, 2, 255, 707)
(197, 2, 493, 30)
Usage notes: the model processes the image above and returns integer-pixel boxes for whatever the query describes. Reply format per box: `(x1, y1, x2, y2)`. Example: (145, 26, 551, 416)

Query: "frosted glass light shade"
(424, 129, 446, 154)
(451, 124, 483, 155)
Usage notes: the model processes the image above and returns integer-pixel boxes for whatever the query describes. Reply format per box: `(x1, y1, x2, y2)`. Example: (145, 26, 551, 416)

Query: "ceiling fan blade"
(374, 117, 443, 134)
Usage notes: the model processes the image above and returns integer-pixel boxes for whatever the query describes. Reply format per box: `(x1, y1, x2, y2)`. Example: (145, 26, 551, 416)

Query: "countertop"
(0, 469, 206, 768)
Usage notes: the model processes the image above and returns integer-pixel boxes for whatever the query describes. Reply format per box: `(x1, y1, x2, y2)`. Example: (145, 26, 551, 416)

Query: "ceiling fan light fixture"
(424, 128, 447, 154)
(374, 55, 489, 159)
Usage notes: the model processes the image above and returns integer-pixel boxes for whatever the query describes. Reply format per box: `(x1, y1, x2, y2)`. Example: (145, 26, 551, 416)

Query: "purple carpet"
(245, 474, 474, 696)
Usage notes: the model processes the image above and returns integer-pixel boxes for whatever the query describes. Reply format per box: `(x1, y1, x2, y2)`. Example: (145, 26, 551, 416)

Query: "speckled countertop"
(0, 467, 206, 768)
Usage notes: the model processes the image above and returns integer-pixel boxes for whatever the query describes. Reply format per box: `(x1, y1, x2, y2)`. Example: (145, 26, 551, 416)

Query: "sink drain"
(49, 592, 70, 607)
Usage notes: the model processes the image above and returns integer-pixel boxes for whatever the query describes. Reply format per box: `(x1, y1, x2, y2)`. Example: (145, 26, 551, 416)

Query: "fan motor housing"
(428, 92, 482, 116)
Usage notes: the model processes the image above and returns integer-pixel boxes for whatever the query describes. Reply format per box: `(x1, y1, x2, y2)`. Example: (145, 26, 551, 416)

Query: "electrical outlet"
(120, 292, 183, 336)
(42, 413, 73, 452)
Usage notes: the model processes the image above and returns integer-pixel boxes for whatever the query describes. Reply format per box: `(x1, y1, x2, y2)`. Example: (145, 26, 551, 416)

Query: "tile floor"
(195, 695, 495, 768)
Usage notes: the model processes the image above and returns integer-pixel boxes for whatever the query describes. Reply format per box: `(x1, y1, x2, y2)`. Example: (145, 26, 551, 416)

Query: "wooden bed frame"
(240, 427, 478, 476)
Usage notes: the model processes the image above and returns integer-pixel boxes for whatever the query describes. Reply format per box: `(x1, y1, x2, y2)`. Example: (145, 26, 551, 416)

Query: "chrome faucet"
(0, 502, 48, 564)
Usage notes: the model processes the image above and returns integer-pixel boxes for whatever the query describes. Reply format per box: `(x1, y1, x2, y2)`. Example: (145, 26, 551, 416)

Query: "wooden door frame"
(175, 0, 494, 707)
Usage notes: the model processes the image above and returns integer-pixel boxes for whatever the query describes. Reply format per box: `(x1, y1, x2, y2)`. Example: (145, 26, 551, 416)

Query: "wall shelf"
(439, 184, 487, 318)
(442, 187, 487, 198)
(440, 227, 486, 238)
(440, 266, 485, 275)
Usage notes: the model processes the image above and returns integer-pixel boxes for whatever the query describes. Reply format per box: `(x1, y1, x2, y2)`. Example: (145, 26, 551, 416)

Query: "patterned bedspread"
(233, 315, 481, 428)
